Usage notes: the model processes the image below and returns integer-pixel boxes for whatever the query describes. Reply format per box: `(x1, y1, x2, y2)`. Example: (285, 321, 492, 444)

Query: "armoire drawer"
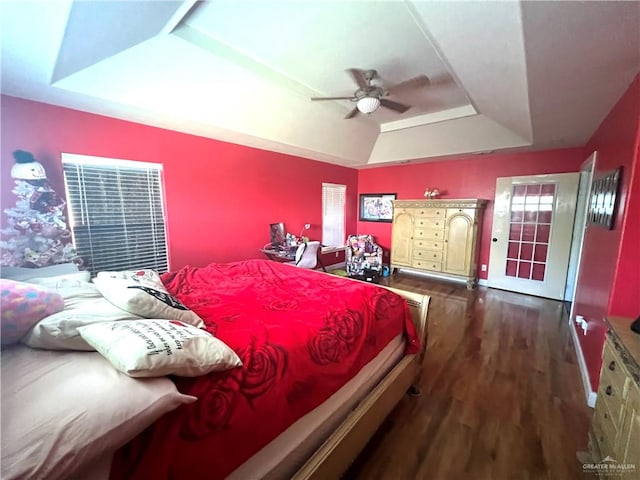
(413, 239, 443, 251)
(414, 217, 444, 229)
(414, 228, 444, 240)
(412, 259, 442, 271)
(413, 249, 443, 262)
(414, 208, 445, 218)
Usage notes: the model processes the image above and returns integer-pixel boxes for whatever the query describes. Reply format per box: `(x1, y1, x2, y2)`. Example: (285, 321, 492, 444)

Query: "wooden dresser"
(390, 199, 486, 289)
(588, 316, 640, 470)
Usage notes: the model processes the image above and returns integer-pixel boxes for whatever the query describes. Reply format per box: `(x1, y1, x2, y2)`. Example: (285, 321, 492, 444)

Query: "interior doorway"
(487, 172, 580, 300)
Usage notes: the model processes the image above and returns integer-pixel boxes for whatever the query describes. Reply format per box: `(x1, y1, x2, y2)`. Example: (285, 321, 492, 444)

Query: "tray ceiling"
(1, 1, 638, 168)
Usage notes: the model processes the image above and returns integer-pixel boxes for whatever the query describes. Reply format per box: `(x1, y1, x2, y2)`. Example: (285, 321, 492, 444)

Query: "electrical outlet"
(481, 264, 487, 272)
(581, 320, 589, 335)
(335, 252, 339, 258)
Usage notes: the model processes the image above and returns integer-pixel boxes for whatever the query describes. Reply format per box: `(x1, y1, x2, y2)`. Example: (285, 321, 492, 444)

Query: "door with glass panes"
(487, 173, 579, 300)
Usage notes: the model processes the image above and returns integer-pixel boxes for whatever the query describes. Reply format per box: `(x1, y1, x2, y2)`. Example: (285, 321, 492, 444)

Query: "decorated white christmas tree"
(1, 150, 81, 267)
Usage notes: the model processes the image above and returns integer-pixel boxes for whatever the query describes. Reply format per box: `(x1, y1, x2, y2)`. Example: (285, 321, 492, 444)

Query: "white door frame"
(568, 152, 596, 321)
(487, 172, 580, 300)
(567, 152, 598, 407)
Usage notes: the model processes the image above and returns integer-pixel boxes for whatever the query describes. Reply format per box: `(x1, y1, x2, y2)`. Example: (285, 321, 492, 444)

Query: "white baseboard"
(477, 278, 488, 287)
(323, 261, 346, 271)
(568, 317, 597, 408)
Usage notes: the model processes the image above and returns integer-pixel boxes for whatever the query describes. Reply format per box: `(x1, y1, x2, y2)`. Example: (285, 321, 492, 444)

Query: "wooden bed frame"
(293, 284, 430, 479)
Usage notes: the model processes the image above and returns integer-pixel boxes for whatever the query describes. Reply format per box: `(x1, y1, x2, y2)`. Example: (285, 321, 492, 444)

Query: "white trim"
(478, 278, 488, 286)
(568, 316, 597, 408)
(61, 152, 162, 170)
(320, 246, 346, 254)
(568, 152, 596, 321)
(396, 267, 468, 285)
(380, 105, 477, 132)
(324, 261, 346, 271)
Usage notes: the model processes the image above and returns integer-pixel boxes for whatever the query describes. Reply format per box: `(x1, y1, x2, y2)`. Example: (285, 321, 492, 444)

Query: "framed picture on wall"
(587, 167, 621, 230)
(359, 193, 396, 222)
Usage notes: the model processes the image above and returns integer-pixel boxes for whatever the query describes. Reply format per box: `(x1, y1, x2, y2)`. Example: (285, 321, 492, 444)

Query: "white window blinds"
(61, 154, 169, 275)
(322, 183, 346, 247)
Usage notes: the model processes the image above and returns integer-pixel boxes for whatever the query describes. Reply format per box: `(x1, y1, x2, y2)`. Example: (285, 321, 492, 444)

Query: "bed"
(0, 259, 429, 480)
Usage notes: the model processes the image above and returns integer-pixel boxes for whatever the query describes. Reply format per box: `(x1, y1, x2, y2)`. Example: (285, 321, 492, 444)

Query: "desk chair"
(289, 241, 321, 269)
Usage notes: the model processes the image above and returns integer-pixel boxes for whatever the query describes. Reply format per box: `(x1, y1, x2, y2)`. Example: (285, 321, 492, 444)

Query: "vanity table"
(260, 247, 296, 262)
(260, 246, 327, 271)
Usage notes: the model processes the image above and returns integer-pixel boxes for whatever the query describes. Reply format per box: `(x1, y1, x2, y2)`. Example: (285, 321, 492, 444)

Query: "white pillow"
(78, 319, 242, 377)
(1, 345, 196, 480)
(93, 270, 204, 328)
(21, 277, 142, 351)
(0, 262, 80, 281)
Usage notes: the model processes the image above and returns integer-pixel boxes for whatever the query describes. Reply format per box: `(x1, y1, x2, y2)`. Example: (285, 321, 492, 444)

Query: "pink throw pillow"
(1, 279, 64, 345)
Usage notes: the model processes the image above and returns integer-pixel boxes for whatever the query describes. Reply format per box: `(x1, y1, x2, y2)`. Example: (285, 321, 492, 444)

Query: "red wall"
(608, 103, 640, 318)
(572, 74, 640, 389)
(356, 149, 586, 276)
(0, 95, 358, 269)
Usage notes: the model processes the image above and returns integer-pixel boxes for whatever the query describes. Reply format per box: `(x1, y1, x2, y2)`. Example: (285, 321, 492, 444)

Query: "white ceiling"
(2, 1, 639, 168)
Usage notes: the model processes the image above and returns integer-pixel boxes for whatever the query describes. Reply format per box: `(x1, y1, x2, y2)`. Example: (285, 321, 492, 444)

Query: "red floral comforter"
(111, 259, 419, 479)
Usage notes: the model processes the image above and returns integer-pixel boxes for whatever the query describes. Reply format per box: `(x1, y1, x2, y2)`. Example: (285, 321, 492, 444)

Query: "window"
(322, 183, 346, 247)
(62, 154, 169, 275)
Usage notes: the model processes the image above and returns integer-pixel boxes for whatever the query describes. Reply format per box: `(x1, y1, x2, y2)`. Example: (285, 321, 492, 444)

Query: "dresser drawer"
(592, 406, 617, 458)
(413, 249, 443, 262)
(414, 208, 445, 218)
(412, 259, 442, 271)
(414, 217, 444, 229)
(413, 239, 443, 251)
(596, 384, 623, 431)
(414, 228, 444, 241)
(602, 342, 629, 398)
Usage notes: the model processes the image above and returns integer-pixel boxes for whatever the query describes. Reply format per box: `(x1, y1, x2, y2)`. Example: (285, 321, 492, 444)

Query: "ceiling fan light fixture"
(356, 96, 381, 114)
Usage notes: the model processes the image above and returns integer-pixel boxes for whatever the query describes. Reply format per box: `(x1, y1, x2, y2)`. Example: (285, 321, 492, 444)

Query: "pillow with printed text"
(78, 319, 242, 377)
(92, 269, 204, 328)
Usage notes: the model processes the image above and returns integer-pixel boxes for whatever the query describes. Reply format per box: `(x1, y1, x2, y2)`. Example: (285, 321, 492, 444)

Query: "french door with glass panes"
(487, 173, 579, 300)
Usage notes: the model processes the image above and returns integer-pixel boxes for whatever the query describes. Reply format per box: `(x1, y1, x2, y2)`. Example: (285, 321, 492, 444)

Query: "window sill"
(321, 246, 346, 254)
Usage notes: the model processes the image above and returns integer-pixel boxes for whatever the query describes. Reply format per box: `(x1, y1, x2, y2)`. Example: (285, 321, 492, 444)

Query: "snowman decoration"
(0, 150, 81, 267)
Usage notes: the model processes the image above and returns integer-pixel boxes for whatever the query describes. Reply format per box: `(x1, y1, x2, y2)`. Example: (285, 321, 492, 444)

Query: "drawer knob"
(418, 252, 422, 256)
(605, 385, 612, 396)
(608, 361, 616, 371)
(604, 412, 608, 419)
(433, 254, 437, 258)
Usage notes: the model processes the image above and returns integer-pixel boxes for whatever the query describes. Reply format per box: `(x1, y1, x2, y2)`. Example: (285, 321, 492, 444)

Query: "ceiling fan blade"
(344, 107, 359, 119)
(386, 75, 430, 95)
(346, 68, 368, 89)
(311, 96, 354, 101)
(380, 98, 410, 113)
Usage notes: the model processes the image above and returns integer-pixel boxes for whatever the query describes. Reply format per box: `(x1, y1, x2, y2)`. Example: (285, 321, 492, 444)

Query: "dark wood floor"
(345, 273, 593, 480)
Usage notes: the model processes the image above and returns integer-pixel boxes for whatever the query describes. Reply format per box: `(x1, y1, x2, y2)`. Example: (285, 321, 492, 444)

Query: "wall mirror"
(269, 222, 285, 247)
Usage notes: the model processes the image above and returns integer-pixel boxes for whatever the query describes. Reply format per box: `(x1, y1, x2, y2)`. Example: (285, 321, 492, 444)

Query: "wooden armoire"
(390, 199, 487, 288)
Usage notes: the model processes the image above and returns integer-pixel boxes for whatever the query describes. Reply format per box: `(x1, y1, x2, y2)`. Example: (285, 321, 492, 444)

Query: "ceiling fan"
(310, 68, 430, 119)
